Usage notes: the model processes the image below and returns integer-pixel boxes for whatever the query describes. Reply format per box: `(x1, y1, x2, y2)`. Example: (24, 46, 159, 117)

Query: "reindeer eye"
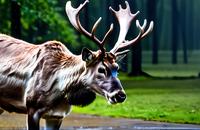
(98, 67, 106, 74)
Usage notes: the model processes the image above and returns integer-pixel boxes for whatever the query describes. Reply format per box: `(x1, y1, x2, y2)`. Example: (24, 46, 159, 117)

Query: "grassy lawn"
(72, 78, 200, 124)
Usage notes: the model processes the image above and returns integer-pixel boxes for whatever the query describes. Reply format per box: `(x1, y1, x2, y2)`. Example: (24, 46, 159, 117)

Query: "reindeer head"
(65, 0, 153, 104)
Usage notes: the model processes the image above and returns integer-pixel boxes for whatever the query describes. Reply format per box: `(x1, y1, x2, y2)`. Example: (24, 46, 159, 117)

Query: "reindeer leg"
(45, 117, 63, 130)
(27, 108, 40, 130)
(27, 107, 47, 130)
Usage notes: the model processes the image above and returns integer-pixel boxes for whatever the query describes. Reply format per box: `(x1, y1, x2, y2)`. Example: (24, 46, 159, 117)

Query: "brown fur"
(0, 34, 85, 112)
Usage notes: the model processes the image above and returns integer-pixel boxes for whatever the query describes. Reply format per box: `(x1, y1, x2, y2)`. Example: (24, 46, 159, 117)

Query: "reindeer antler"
(65, 0, 113, 55)
(65, 0, 153, 57)
(109, 1, 154, 54)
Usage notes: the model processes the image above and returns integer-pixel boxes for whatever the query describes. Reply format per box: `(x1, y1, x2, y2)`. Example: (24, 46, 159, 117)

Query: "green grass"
(72, 78, 200, 124)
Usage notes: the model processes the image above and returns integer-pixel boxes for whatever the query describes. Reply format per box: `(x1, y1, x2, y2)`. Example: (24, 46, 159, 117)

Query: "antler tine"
(116, 20, 150, 50)
(116, 20, 154, 51)
(141, 21, 154, 38)
(109, 1, 140, 53)
(66, 0, 100, 43)
(65, 0, 89, 32)
(109, 1, 154, 54)
(101, 23, 114, 45)
(66, 0, 114, 55)
(139, 19, 147, 30)
(91, 17, 102, 37)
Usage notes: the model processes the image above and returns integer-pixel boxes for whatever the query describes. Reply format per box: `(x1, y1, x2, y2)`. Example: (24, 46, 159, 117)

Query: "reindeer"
(0, 0, 153, 130)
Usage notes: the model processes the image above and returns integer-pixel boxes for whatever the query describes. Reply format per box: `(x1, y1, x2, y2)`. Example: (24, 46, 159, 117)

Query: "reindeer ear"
(115, 50, 130, 62)
(82, 48, 94, 62)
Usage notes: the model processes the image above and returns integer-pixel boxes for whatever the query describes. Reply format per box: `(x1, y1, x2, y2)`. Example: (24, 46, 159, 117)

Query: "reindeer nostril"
(115, 91, 126, 103)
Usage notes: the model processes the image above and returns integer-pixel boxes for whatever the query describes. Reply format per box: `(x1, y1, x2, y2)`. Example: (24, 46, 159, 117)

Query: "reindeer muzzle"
(106, 90, 126, 104)
(114, 90, 126, 103)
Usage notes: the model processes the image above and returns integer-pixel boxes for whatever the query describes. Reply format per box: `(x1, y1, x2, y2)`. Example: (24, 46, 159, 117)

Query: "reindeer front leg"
(27, 107, 47, 130)
(27, 107, 40, 130)
(26, 93, 48, 130)
(45, 117, 63, 130)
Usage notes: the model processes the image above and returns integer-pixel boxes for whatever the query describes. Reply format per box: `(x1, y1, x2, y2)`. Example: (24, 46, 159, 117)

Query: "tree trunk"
(180, 0, 188, 64)
(128, 0, 145, 76)
(187, 0, 194, 50)
(105, 0, 113, 50)
(129, 43, 143, 76)
(147, 0, 158, 64)
(11, 0, 21, 39)
(171, 0, 179, 64)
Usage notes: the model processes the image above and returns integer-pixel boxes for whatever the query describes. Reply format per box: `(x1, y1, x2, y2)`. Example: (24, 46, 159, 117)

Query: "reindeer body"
(0, 34, 96, 119)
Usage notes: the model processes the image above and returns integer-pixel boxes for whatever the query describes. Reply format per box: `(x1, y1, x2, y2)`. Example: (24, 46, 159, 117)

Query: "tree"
(128, 0, 144, 76)
(147, 0, 159, 64)
(104, 0, 113, 50)
(187, 0, 194, 51)
(11, 0, 21, 39)
(171, 0, 179, 64)
(0, 1, 11, 34)
(180, 0, 188, 64)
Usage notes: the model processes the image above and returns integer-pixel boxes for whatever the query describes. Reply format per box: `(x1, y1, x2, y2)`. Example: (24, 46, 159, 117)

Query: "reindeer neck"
(61, 55, 96, 107)
(58, 54, 86, 91)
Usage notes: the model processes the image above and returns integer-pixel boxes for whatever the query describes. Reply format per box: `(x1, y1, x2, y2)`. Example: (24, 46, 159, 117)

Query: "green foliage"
(19, 0, 78, 46)
(0, 0, 79, 49)
(0, 0, 5, 3)
(0, 1, 11, 34)
(73, 78, 200, 124)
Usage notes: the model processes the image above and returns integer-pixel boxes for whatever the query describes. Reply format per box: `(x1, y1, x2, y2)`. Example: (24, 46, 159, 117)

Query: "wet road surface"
(0, 112, 200, 130)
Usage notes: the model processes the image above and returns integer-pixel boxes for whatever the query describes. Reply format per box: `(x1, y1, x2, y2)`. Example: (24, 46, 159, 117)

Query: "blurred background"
(1, 0, 200, 77)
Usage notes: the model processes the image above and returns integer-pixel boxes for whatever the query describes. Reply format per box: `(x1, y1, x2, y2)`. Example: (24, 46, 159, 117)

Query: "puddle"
(0, 112, 200, 130)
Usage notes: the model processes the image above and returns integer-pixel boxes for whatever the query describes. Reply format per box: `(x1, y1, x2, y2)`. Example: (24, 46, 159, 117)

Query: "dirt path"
(0, 112, 200, 130)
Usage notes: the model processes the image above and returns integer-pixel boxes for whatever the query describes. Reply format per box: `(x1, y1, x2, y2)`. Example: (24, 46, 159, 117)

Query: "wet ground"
(0, 112, 200, 130)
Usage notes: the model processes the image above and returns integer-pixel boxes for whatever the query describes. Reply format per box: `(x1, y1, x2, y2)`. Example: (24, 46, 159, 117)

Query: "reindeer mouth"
(90, 85, 126, 104)
(105, 90, 126, 104)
